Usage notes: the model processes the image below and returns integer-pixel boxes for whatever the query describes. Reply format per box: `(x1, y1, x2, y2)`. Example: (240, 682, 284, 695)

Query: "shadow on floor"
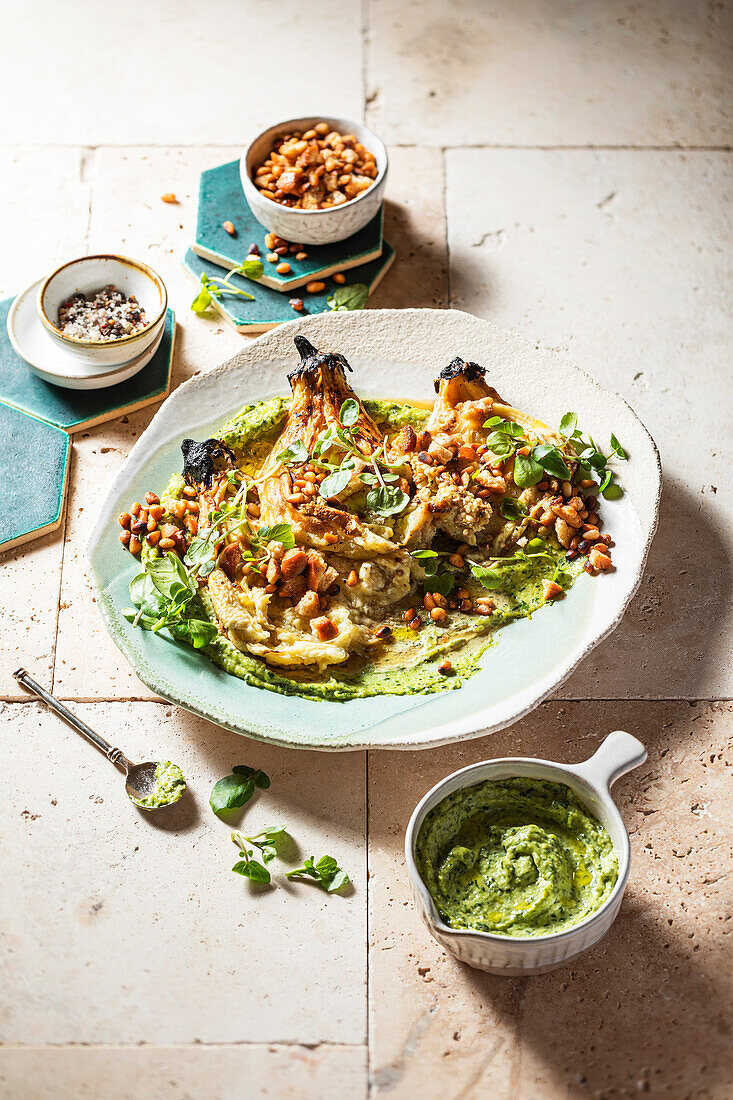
(466, 896, 732, 1098)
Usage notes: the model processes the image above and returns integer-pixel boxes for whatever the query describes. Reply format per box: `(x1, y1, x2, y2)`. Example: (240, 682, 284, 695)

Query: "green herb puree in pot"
(130, 761, 186, 810)
(415, 777, 618, 937)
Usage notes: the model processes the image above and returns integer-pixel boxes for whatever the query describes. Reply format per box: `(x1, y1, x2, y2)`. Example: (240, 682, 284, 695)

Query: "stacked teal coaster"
(187, 159, 395, 331)
(0, 297, 176, 551)
(184, 246, 393, 334)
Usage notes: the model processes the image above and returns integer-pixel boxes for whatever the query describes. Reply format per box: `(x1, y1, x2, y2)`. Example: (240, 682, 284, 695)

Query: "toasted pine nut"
(119, 530, 131, 545)
(448, 553, 464, 569)
(146, 531, 160, 547)
(119, 512, 131, 529)
(223, 220, 236, 236)
(145, 492, 160, 506)
(423, 593, 436, 611)
(333, 272, 346, 284)
(161, 193, 177, 203)
(295, 251, 308, 261)
(159, 537, 176, 550)
(306, 281, 325, 293)
(182, 485, 197, 498)
(129, 536, 142, 555)
(286, 492, 306, 504)
(276, 262, 291, 274)
(347, 569, 359, 587)
(430, 607, 447, 622)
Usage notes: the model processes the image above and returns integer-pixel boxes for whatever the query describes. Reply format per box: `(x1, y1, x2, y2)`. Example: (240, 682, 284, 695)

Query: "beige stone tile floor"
(1, 2, 731, 1096)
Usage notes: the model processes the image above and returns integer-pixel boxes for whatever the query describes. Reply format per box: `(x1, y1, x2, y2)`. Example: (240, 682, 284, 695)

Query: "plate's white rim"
(87, 308, 662, 751)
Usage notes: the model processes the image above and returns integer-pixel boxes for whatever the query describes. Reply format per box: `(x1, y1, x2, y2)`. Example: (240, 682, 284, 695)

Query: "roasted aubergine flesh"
(258, 336, 400, 558)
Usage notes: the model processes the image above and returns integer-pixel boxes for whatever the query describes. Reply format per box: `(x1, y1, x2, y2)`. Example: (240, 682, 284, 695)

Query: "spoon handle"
(13, 669, 133, 769)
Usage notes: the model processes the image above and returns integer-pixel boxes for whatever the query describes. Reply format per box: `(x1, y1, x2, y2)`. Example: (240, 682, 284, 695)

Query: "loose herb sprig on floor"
(278, 398, 409, 518)
(558, 412, 626, 499)
(209, 770, 350, 894)
(191, 257, 264, 314)
(210, 766, 270, 816)
(286, 855, 350, 893)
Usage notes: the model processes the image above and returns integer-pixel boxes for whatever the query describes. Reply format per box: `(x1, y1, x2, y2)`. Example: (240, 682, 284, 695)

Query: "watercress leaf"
(483, 415, 503, 428)
(261, 845, 277, 864)
(598, 470, 613, 492)
(122, 606, 159, 629)
(559, 412, 577, 437)
(532, 445, 571, 478)
(424, 570, 456, 596)
(365, 485, 409, 517)
(513, 452, 544, 488)
(147, 556, 185, 600)
(232, 765, 255, 777)
(191, 285, 213, 314)
(339, 399, 360, 427)
(232, 858, 271, 883)
(469, 564, 504, 589)
(525, 538, 547, 555)
(315, 855, 339, 879)
(500, 497, 528, 521)
(327, 869, 351, 893)
(253, 769, 270, 789)
(277, 440, 309, 465)
(359, 471, 378, 485)
(182, 618, 218, 649)
(484, 432, 516, 457)
(327, 284, 369, 312)
(235, 258, 265, 280)
(210, 774, 255, 815)
(602, 481, 624, 500)
(184, 536, 216, 570)
(609, 433, 627, 460)
(319, 466, 354, 499)
(422, 558, 439, 577)
(411, 550, 439, 560)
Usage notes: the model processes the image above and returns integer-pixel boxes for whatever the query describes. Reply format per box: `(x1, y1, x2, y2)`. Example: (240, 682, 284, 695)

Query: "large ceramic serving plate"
(88, 310, 661, 750)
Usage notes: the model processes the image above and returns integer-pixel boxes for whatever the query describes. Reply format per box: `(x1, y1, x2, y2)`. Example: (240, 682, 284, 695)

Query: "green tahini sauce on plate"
(415, 777, 618, 937)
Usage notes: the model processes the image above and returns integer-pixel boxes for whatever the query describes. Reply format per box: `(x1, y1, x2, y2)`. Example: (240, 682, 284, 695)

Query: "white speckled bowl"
(405, 731, 647, 975)
(38, 254, 167, 367)
(241, 117, 388, 245)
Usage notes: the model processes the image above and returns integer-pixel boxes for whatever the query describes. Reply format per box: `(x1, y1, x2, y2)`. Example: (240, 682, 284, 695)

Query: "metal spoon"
(13, 668, 186, 810)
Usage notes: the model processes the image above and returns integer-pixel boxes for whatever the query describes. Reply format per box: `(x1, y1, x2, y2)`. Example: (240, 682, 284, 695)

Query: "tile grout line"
(0, 143, 730, 152)
(442, 149, 451, 308)
(49, 452, 72, 693)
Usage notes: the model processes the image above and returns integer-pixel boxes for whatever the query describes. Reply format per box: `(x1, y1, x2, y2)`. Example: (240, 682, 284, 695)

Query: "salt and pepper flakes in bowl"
(241, 117, 388, 245)
(405, 731, 647, 976)
(38, 255, 167, 367)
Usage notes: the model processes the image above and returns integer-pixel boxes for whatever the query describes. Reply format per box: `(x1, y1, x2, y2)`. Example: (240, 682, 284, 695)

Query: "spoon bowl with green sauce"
(13, 669, 186, 812)
(406, 730, 646, 976)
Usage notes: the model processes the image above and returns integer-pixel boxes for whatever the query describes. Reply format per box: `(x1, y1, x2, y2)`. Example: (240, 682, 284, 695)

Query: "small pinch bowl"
(241, 116, 388, 246)
(405, 730, 646, 976)
(37, 255, 167, 367)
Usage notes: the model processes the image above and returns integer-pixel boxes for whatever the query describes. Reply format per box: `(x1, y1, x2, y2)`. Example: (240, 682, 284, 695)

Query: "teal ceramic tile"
(0, 301, 175, 432)
(0, 403, 71, 551)
(194, 159, 384, 290)
(184, 245, 395, 334)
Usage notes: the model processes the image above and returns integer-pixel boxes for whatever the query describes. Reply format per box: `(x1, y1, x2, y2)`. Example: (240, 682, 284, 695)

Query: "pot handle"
(572, 730, 647, 790)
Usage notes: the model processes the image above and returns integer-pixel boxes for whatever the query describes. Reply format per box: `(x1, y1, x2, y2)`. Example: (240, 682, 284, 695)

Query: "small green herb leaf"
(559, 412, 578, 437)
(277, 440, 309, 465)
(256, 523, 295, 550)
(513, 452, 544, 488)
(500, 497, 528, 521)
(286, 854, 350, 892)
(365, 485, 410, 517)
(602, 481, 624, 500)
(327, 284, 369, 312)
(609, 433, 627, 460)
(469, 563, 504, 589)
(191, 284, 213, 314)
(532, 444, 571, 479)
(232, 855, 271, 883)
(232, 765, 270, 789)
(339, 399, 360, 427)
(210, 773, 255, 815)
(319, 466, 355, 499)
